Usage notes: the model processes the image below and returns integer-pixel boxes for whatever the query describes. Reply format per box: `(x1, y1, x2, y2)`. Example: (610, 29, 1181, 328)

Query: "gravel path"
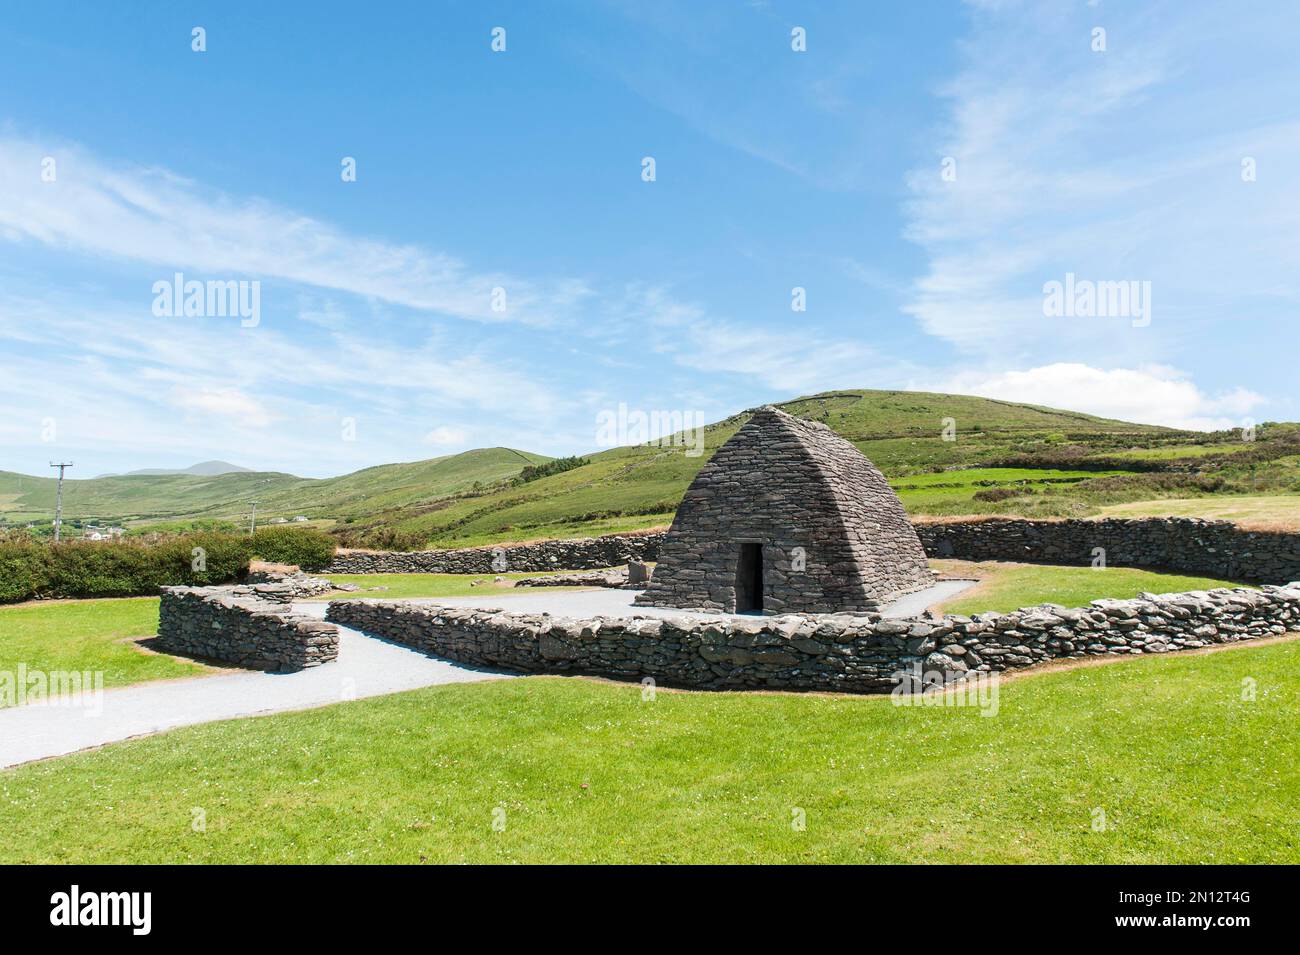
(0, 609, 510, 770)
(407, 580, 978, 619)
(0, 582, 977, 769)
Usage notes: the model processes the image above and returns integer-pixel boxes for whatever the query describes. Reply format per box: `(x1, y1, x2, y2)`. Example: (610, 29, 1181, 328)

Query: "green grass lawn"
(317, 571, 594, 600)
(1, 638, 1295, 863)
(932, 560, 1252, 615)
(0, 598, 208, 705)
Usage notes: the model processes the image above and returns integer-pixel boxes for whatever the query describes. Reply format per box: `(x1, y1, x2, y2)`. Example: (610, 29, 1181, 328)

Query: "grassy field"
(332, 391, 1176, 547)
(334, 398, 1299, 548)
(318, 571, 592, 601)
(1, 638, 1295, 864)
(891, 467, 1124, 510)
(0, 598, 208, 705)
(1109, 443, 1258, 461)
(1098, 495, 1300, 530)
(931, 561, 1251, 616)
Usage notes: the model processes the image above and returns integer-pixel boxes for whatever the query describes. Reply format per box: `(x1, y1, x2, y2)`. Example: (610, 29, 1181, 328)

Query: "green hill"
(333, 390, 1190, 548)
(7, 389, 1296, 545)
(0, 448, 550, 529)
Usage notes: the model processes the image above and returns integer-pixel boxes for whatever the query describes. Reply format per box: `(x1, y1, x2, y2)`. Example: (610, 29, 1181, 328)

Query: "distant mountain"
(125, 460, 254, 477)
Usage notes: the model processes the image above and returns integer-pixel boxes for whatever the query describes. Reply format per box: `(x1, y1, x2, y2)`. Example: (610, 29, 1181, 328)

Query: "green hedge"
(0, 539, 51, 604)
(248, 525, 336, 570)
(0, 527, 336, 604)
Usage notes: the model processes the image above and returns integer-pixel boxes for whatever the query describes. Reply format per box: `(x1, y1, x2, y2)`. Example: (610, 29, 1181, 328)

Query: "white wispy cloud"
(0, 289, 570, 475)
(172, 387, 276, 428)
(902, 1, 1300, 363)
(423, 426, 470, 447)
(607, 283, 917, 393)
(923, 363, 1264, 432)
(0, 136, 591, 326)
(661, 320, 911, 394)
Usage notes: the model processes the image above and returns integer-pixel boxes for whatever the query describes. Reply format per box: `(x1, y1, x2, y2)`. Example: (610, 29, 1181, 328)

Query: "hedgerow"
(0, 526, 335, 603)
(248, 525, 336, 569)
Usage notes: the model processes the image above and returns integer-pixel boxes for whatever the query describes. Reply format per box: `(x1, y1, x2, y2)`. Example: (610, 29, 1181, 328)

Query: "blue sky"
(2, 0, 1297, 478)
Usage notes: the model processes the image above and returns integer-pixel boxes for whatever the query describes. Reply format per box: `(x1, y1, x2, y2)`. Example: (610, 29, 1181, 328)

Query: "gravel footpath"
(0, 608, 510, 769)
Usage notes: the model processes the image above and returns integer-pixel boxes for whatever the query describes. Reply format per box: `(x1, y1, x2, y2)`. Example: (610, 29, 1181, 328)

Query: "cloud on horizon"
(923, 362, 1264, 432)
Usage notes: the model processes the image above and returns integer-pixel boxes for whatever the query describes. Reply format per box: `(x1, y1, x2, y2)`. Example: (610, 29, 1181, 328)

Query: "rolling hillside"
(333, 390, 1183, 547)
(0, 448, 550, 529)
(7, 389, 1296, 545)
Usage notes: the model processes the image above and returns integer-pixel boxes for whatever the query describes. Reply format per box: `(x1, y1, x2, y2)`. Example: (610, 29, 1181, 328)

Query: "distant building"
(291, 516, 309, 523)
(268, 517, 289, 525)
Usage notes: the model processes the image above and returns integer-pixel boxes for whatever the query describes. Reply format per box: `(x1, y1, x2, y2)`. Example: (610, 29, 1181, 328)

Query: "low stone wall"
(515, 568, 634, 589)
(915, 517, 1300, 583)
(158, 584, 339, 672)
(326, 582, 1300, 693)
(244, 569, 337, 597)
(324, 533, 662, 575)
(322, 518, 1300, 585)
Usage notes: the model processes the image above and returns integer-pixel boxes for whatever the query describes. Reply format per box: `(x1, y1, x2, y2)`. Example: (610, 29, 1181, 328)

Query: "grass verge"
(930, 560, 1251, 616)
(0, 598, 208, 706)
(317, 571, 595, 601)
(1, 638, 1295, 863)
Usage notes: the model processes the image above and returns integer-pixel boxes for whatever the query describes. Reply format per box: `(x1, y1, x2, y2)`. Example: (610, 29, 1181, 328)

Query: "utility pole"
(49, 462, 73, 543)
(248, 480, 270, 535)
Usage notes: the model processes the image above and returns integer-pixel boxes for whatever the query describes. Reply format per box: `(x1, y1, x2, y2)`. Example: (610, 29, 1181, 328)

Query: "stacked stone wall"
(324, 533, 661, 575)
(914, 517, 1299, 583)
(326, 582, 1300, 693)
(157, 584, 339, 672)
(322, 517, 1299, 585)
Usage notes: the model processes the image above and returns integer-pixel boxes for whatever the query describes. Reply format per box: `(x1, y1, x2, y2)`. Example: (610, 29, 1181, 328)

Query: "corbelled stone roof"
(635, 406, 932, 613)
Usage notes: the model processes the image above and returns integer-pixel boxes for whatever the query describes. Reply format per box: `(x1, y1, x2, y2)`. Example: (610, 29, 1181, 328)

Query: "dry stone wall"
(515, 568, 634, 588)
(324, 533, 661, 575)
(244, 569, 338, 597)
(322, 517, 1300, 586)
(326, 581, 1300, 693)
(915, 517, 1300, 583)
(157, 583, 339, 672)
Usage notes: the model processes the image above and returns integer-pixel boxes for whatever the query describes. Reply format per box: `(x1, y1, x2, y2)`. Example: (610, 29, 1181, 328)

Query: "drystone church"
(635, 406, 933, 614)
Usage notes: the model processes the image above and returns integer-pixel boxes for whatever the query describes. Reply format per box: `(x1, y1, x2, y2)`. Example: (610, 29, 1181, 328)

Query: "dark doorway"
(735, 543, 764, 612)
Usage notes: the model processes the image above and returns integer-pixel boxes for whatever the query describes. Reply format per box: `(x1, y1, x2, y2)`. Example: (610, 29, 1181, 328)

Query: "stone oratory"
(635, 406, 933, 614)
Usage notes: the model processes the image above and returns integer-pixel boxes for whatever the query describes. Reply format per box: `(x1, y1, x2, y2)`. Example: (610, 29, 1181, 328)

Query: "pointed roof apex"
(751, 404, 832, 433)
